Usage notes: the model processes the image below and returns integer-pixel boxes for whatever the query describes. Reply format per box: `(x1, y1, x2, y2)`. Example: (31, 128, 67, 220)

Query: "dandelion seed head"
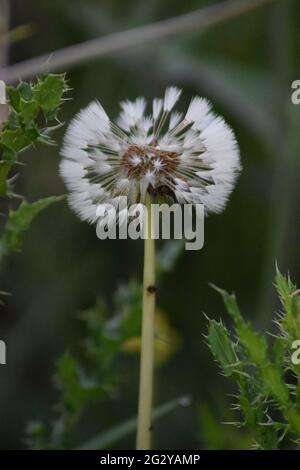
(60, 87, 241, 223)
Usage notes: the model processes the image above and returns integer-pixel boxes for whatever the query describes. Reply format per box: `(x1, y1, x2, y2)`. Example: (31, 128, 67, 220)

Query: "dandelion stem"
(136, 193, 156, 450)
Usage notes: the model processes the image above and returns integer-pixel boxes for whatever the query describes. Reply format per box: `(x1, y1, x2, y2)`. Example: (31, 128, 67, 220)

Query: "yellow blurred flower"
(122, 310, 181, 366)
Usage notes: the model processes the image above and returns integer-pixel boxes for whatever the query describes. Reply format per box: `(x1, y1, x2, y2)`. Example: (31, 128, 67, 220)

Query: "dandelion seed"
(163, 86, 182, 111)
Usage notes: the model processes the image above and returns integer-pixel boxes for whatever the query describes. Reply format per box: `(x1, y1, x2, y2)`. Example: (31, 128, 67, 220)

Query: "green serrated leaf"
(284, 408, 300, 435)
(0, 196, 62, 258)
(258, 423, 279, 450)
(238, 323, 268, 366)
(207, 319, 238, 377)
(56, 352, 104, 428)
(34, 74, 66, 114)
(273, 337, 285, 367)
(0, 128, 32, 151)
(6, 86, 20, 112)
(210, 284, 242, 324)
(0, 161, 10, 196)
(6, 110, 21, 130)
(24, 126, 40, 143)
(18, 81, 34, 101)
(0, 146, 18, 196)
(275, 268, 300, 344)
(275, 267, 295, 309)
(262, 364, 289, 405)
(238, 394, 256, 427)
(20, 98, 39, 124)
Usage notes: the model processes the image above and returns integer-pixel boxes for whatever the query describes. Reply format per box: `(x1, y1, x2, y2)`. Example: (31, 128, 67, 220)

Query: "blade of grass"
(76, 395, 191, 450)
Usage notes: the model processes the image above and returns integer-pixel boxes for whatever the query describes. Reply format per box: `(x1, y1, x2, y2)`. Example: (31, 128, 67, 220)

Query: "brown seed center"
(121, 144, 180, 180)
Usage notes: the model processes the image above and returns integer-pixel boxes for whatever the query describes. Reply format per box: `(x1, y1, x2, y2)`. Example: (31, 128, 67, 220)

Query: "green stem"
(136, 194, 156, 450)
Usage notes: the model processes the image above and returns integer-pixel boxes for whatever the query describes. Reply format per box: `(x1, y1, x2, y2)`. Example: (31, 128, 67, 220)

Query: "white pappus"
(60, 86, 241, 226)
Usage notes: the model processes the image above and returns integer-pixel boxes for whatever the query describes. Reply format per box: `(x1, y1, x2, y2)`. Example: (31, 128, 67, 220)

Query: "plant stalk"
(136, 194, 156, 450)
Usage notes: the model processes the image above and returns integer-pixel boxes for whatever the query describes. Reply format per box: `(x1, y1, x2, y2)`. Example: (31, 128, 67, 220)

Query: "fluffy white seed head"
(60, 87, 241, 224)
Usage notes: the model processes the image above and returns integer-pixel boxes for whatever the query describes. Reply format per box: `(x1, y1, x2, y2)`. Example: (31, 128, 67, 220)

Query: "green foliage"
(199, 404, 253, 450)
(26, 242, 184, 449)
(81, 282, 142, 382)
(0, 75, 68, 262)
(25, 422, 52, 451)
(23, 285, 142, 448)
(34, 75, 67, 119)
(0, 77, 68, 447)
(56, 352, 105, 432)
(206, 270, 300, 449)
(0, 197, 62, 259)
(1, 74, 68, 196)
(207, 320, 239, 377)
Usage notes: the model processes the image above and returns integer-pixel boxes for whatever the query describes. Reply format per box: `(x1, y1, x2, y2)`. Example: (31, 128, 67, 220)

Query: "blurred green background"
(0, 0, 299, 449)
